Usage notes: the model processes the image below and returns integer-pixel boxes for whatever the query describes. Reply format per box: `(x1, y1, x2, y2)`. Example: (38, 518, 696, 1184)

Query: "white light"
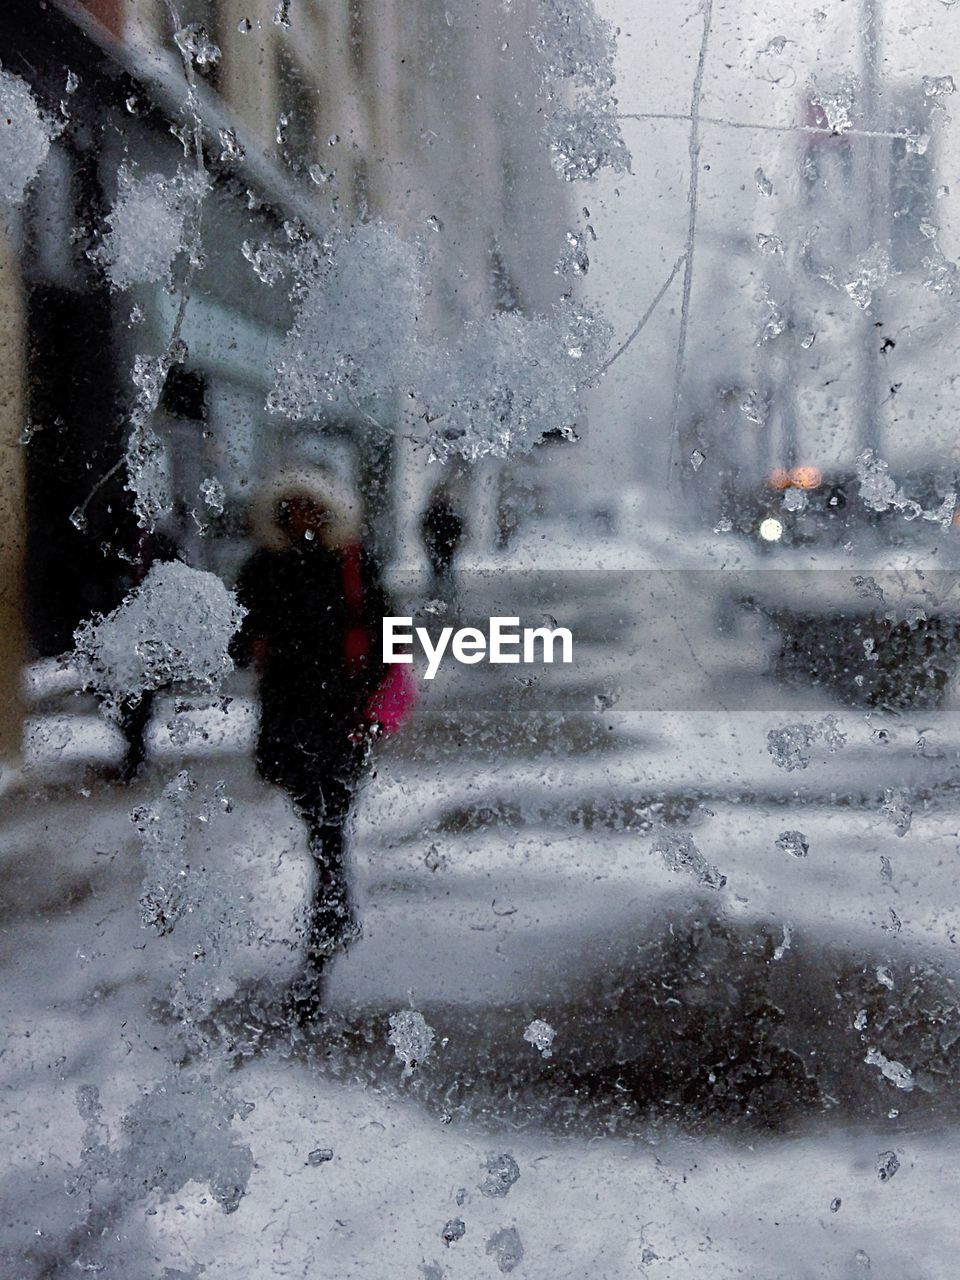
(758, 517, 784, 542)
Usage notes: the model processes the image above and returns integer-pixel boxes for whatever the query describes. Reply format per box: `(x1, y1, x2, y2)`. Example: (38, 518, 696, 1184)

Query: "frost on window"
(534, 0, 632, 182)
(7, 0, 960, 1274)
(0, 64, 55, 205)
(73, 560, 244, 716)
(267, 221, 611, 460)
(269, 221, 426, 410)
(67, 1074, 253, 1216)
(98, 165, 208, 290)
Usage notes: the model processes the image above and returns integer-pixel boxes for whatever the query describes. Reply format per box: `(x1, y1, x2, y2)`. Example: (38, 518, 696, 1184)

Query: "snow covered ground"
(4, 572, 960, 1277)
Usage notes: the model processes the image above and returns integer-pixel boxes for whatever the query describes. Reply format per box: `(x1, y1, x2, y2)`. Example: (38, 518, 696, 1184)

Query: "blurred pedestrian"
(420, 486, 464, 598)
(233, 467, 409, 1009)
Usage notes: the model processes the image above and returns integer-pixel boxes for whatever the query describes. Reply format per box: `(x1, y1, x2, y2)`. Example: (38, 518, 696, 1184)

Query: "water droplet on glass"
(479, 1152, 520, 1198)
(388, 1010, 436, 1076)
(880, 789, 912, 837)
(173, 23, 221, 68)
(776, 830, 808, 858)
(783, 487, 807, 512)
(486, 1226, 524, 1273)
(441, 1218, 466, 1246)
(523, 1018, 555, 1058)
(923, 74, 956, 97)
(199, 477, 225, 515)
(424, 844, 447, 872)
(219, 128, 244, 163)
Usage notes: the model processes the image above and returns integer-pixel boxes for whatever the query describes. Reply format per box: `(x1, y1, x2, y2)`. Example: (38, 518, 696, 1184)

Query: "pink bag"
(341, 543, 417, 736)
(365, 662, 418, 734)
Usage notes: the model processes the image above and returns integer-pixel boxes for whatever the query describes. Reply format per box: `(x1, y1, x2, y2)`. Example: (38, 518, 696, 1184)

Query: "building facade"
(72, 0, 575, 562)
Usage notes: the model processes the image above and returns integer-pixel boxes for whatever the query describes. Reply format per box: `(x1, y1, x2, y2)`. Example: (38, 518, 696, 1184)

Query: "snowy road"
(4, 570, 960, 1276)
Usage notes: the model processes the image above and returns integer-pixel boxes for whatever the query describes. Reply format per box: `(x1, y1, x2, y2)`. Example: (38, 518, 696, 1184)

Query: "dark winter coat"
(232, 541, 390, 809)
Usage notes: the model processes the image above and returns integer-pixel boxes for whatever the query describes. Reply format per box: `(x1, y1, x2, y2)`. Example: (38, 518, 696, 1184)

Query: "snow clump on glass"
(523, 1018, 556, 1057)
(388, 1009, 436, 1076)
(532, 0, 631, 181)
(268, 221, 610, 461)
(651, 829, 726, 889)
(479, 1152, 520, 1198)
(73, 560, 245, 716)
(67, 1073, 253, 1214)
(99, 165, 208, 289)
(0, 65, 55, 205)
(270, 221, 425, 410)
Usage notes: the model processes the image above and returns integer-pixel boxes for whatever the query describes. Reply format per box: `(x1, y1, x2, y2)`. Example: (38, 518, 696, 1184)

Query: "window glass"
(3, 1, 960, 1275)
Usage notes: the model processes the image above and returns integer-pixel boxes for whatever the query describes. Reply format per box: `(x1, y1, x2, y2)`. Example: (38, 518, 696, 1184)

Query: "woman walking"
(233, 467, 401, 1008)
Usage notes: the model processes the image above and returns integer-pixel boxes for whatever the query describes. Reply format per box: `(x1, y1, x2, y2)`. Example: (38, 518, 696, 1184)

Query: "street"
(5, 0, 960, 1273)
(4, 568, 960, 1277)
